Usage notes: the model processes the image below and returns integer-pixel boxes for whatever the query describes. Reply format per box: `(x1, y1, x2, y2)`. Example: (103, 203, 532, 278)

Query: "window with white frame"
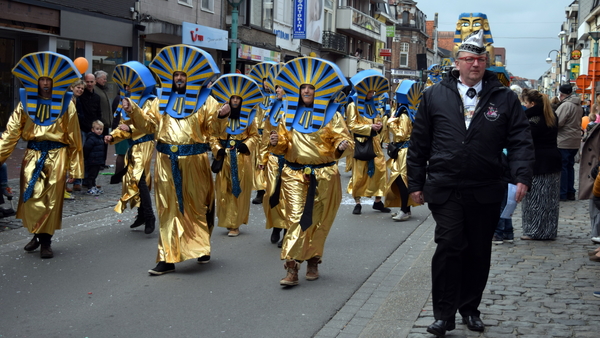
(250, 1, 274, 30)
(400, 42, 409, 67)
(275, 0, 292, 25)
(201, 0, 213, 12)
(178, 0, 192, 8)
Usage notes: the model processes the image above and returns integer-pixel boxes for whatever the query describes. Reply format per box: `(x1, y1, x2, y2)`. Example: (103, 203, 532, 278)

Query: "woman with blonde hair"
(519, 89, 562, 240)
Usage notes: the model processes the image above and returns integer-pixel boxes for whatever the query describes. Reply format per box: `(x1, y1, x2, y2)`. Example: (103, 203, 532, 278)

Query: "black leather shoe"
(426, 320, 455, 336)
(462, 316, 485, 332)
(148, 261, 175, 275)
(130, 216, 145, 229)
(24, 236, 39, 252)
(352, 204, 362, 215)
(40, 243, 54, 259)
(372, 201, 391, 213)
(252, 190, 265, 204)
(197, 255, 210, 264)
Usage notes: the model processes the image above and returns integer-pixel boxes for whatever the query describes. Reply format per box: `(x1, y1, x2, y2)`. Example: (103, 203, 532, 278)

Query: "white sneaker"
(87, 187, 100, 196)
(392, 211, 411, 222)
(592, 237, 600, 244)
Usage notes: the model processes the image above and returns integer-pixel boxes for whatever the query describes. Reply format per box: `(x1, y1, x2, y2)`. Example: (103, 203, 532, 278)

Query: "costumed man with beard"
(0, 52, 83, 258)
(248, 61, 279, 205)
(258, 63, 288, 246)
(269, 57, 353, 286)
(384, 80, 422, 222)
(105, 61, 157, 235)
(346, 70, 391, 215)
(407, 30, 534, 336)
(211, 74, 263, 237)
(135, 45, 229, 275)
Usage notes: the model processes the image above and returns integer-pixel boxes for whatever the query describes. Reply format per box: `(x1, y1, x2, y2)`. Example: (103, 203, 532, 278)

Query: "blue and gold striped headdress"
(112, 61, 157, 121)
(395, 80, 423, 123)
(275, 57, 348, 133)
(211, 74, 264, 135)
(427, 64, 443, 86)
(349, 70, 389, 119)
(148, 44, 219, 119)
(248, 61, 278, 108)
(12, 52, 81, 126)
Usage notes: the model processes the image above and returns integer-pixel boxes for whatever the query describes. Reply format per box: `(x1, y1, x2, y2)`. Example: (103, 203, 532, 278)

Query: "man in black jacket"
(74, 73, 102, 190)
(407, 30, 534, 336)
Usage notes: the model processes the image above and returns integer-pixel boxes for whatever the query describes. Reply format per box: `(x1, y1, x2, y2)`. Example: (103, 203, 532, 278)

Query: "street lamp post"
(227, 0, 244, 74)
(546, 49, 561, 92)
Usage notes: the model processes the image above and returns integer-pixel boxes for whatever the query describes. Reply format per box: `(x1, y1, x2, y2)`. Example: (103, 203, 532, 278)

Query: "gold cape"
(130, 96, 226, 263)
(0, 102, 83, 235)
(110, 99, 156, 213)
(213, 120, 260, 229)
(271, 112, 353, 261)
(260, 118, 287, 230)
(345, 102, 388, 198)
(251, 103, 268, 191)
(384, 114, 419, 208)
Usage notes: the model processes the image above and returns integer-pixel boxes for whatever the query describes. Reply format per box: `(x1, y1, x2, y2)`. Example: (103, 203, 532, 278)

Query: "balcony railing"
(322, 30, 347, 54)
(339, 6, 380, 34)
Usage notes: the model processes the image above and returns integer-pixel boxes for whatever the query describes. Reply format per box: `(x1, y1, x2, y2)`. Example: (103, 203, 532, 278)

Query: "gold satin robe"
(346, 102, 388, 198)
(110, 99, 156, 213)
(129, 96, 226, 263)
(384, 114, 418, 208)
(271, 113, 353, 261)
(260, 117, 287, 230)
(251, 101, 268, 191)
(0, 102, 83, 235)
(213, 121, 260, 230)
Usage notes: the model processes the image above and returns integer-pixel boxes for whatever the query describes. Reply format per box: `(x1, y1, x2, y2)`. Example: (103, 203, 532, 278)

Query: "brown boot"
(24, 235, 39, 252)
(280, 260, 299, 286)
(306, 257, 321, 280)
(38, 233, 53, 259)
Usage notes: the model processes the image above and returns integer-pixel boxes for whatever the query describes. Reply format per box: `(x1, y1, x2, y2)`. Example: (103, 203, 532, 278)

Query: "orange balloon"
(582, 116, 590, 131)
(74, 57, 89, 75)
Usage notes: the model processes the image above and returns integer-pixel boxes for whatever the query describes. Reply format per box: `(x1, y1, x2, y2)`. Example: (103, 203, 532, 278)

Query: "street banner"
(293, 0, 306, 39)
(386, 25, 395, 37)
(182, 22, 228, 51)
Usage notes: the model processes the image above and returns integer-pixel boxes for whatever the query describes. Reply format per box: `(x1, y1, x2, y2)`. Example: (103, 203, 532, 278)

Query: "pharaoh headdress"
(349, 70, 389, 119)
(427, 64, 443, 86)
(248, 61, 279, 109)
(275, 57, 348, 133)
(395, 80, 424, 123)
(12, 52, 81, 126)
(148, 44, 219, 118)
(112, 61, 157, 121)
(211, 74, 264, 135)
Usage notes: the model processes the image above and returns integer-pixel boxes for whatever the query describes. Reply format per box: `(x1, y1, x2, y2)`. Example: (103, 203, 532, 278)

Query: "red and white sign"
(379, 48, 392, 57)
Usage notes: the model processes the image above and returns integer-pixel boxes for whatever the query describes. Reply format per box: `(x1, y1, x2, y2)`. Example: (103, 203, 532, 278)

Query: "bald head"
(84, 73, 96, 92)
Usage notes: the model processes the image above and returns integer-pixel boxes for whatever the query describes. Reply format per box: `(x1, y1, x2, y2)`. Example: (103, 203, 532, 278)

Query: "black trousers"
(137, 172, 154, 221)
(83, 164, 102, 188)
(428, 189, 500, 320)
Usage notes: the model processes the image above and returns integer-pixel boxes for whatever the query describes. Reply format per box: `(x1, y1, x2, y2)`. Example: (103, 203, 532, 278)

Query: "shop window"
(92, 42, 125, 100)
(0, 38, 14, 130)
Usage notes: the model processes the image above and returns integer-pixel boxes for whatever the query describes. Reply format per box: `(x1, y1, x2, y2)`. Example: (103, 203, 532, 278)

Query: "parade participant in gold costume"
(258, 63, 288, 246)
(211, 74, 263, 237)
(346, 70, 391, 215)
(1, 52, 83, 258)
(105, 61, 157, 235)
(248, 61, 279, 205)
(270, 57, 353, 286)
(384, 80, 422, 222)
(138, 45, 229, 275)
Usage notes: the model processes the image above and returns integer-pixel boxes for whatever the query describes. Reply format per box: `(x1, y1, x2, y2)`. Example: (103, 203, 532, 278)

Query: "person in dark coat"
(83, 120, 106, 194)
(520, 89, 562, 240)
(407, 30, 535, 336)
(74, 73, 102, 191)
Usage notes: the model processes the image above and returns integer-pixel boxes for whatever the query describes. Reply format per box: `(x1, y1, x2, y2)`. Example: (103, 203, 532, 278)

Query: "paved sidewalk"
(316, 171, 600, 337)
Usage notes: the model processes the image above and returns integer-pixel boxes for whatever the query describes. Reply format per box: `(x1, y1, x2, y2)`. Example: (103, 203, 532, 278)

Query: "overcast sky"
(416, 0, 570, 80)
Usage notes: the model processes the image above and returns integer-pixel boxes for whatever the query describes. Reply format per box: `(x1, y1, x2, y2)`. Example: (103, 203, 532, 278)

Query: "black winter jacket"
(407, 70, 534, 204)
(525, 105, 562, 175)
(84, 132, 105, 166)
(77, 89, 102, 132)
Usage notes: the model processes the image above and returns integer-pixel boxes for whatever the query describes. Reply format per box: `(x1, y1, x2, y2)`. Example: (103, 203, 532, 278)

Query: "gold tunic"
(384, 114, 419, 208)
(0, 102, 83, 235)
(271, 113, 353, 261)
(260, 118, 287, 230)
(345, 102, 388, 198)
(214, 120, 260, 229)
(251, 103, 267, 191)
(110, 99, 156, 213)
(130, 96, 226, 263)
